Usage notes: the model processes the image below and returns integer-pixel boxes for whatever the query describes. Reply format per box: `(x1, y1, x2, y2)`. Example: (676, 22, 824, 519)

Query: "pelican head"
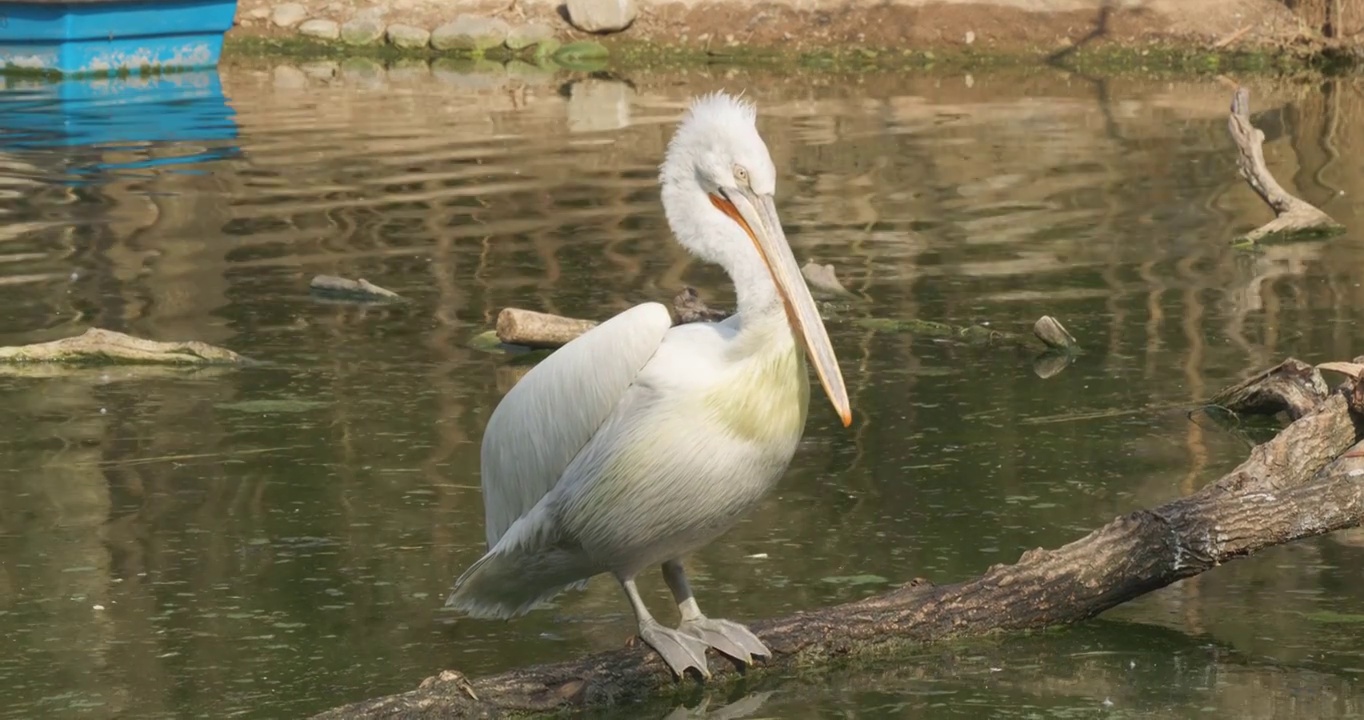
(659, 92, 852, 427)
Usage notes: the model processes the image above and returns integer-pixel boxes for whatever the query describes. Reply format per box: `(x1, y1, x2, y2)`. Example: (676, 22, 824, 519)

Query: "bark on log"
(0, 328, 248, 365)
(314, 359, 1364, 720)
(1227, 86, 1342, 244)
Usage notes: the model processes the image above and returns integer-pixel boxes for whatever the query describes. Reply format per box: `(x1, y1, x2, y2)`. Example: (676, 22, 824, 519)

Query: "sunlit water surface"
(1, 61, 1363, 719)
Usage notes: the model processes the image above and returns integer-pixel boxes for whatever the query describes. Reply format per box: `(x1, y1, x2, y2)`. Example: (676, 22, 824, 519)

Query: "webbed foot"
(679, 616, 771, 666)
(639, 618, 712, 679)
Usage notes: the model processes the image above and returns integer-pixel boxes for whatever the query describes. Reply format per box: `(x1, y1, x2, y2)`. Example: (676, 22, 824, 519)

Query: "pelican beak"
(710, 187, 853, 427)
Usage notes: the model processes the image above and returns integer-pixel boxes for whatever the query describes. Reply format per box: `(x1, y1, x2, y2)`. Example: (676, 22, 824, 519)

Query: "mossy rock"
(468, 330, 505, 354)
(552, 40, 609, 69)
(532, 37, 562, 62)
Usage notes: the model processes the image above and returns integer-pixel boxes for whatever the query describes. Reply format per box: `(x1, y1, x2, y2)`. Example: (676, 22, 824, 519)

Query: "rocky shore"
(223, 0, 1364, 69)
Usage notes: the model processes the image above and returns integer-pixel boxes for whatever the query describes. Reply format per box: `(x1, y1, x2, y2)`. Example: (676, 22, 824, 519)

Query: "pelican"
(445, 91, 852, 679)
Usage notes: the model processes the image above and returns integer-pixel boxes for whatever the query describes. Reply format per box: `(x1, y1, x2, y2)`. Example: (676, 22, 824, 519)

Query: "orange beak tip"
(840, 409, 852, 428)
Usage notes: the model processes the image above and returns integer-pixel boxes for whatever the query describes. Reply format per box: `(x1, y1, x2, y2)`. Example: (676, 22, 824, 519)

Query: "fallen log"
(1227, 86, 1342, 244)
(0, 328, 248, 365)
(313, 357, 1363, 719)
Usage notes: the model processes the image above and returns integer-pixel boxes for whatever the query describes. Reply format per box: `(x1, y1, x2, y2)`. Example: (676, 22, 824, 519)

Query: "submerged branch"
(488, 284, 1069, 359)
(853, 315, 1065, 353)
(1227, 87, 1342, 244)
(0, 328, 249, 366)
(314, 359, 1364, 719)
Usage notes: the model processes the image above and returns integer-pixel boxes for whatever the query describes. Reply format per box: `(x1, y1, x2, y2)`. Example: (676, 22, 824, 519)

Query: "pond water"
(1, 59, 1363, 719)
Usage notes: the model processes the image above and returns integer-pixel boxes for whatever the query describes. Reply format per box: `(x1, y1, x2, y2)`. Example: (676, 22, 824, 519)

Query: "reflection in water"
(0, 71, 240, 180)
(0, 59, 1362, 719)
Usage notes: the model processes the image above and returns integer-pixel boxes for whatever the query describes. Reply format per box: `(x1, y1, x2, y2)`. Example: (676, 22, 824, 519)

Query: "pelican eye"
(733, 164, 750, 186)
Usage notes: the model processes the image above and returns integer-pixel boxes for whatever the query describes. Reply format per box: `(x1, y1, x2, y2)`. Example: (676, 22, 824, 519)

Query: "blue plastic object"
(0, 70, 241, 179)
(0, 0, 239, 77)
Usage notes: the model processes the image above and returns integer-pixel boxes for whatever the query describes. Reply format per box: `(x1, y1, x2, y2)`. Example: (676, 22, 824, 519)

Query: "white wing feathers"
(477, 302, 673, 548)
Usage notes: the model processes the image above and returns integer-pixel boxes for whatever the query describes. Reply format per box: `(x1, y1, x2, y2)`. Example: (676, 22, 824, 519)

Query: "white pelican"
(445, 91, 852, 679)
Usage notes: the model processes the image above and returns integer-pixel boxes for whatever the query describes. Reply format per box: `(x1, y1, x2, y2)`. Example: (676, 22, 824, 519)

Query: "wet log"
(493, 288, 732, 349)
(313, 358, 1364, 720)
(1227, 87, 1342, 244)
(0, 328, 248, 365)
(495, 308, 600, 349)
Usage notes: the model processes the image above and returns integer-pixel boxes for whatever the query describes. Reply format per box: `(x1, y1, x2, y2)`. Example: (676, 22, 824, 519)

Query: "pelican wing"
(478, 302, 673, 547)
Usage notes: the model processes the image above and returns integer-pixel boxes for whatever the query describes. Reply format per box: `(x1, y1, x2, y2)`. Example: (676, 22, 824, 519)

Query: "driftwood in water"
(0, 328, 247, 365)
(492, 287, 732, 349)
(495, 308, 600, 349)
(1227, 87, 1342, 243)
(313, 358, 1363, 719)
(491, 286, 1072, 359)
(309, 275, 402, 302)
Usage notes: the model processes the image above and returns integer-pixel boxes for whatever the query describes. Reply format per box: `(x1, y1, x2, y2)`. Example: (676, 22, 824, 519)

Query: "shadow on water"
(0, 58, 1362, 718)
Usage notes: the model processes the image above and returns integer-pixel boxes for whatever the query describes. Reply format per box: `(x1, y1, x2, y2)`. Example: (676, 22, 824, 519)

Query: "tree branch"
(313, 360, 1364, 720)
(1227, 87, 1342, 244)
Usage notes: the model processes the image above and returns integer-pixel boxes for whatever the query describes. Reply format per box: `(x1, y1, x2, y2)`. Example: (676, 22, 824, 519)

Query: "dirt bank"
(225, 0, 1364, 68)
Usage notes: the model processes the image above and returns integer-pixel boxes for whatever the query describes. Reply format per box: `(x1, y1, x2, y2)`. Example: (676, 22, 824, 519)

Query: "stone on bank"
(386, 23, 431, 49)
(431, 14, 511, 51)
(564, 0, 637, 33)
(298, 18, 341, 40)
(341, 16, 386, 45)
(270, 1, 307, 28)
(506, 21, 554, 50)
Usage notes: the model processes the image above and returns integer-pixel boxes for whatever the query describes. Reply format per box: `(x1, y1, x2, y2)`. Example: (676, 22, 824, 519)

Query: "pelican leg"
(662, 560, 771, 666)
(619, 575, 711, 679)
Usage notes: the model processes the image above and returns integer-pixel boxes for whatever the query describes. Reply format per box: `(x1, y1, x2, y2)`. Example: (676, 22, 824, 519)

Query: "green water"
(1, 62, 1363, 719)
